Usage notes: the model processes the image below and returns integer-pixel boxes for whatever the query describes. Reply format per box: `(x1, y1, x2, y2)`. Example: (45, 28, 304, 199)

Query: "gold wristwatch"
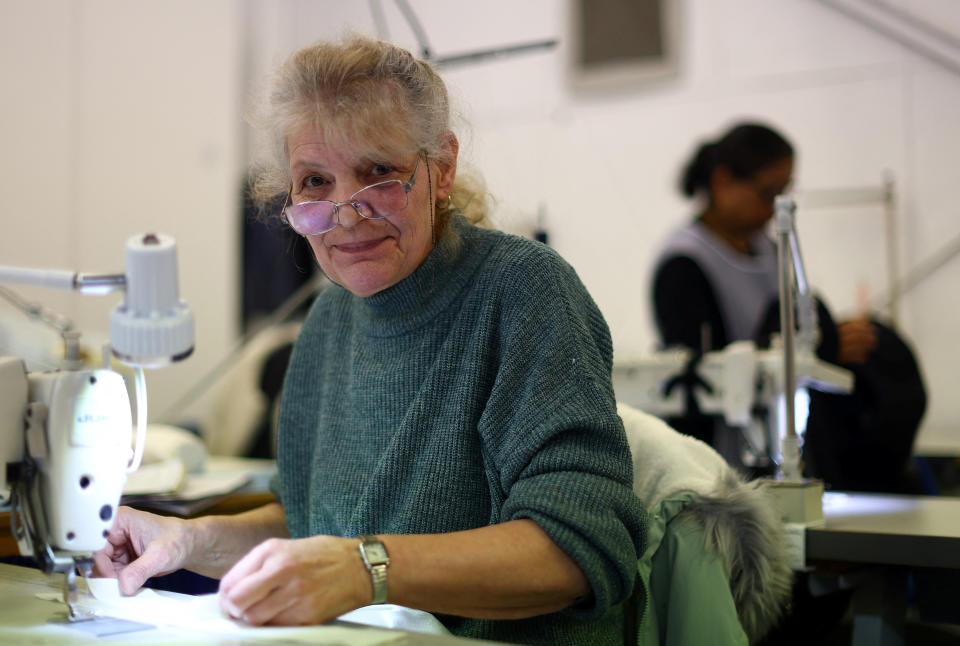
(358, 534, 390, 604)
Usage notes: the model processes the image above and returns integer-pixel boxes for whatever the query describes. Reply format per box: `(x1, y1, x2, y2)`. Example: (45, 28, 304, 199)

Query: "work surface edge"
(0, 562, 514, 645)
(806, 491, 960, 569)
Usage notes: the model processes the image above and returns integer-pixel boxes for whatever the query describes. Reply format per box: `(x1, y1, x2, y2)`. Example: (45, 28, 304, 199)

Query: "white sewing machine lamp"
(110, 233, 194, 366)
(0, 232, 194, 366)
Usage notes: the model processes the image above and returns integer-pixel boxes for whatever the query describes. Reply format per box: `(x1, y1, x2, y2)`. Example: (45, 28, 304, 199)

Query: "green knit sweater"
(274, 216, 647, 645)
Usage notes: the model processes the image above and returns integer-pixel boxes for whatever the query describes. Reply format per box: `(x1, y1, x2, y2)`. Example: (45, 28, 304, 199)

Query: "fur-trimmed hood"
(619, 403, 793, 643)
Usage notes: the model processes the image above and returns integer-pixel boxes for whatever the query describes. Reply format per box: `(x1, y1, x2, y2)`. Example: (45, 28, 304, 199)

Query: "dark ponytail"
(681, 142, 719, 198)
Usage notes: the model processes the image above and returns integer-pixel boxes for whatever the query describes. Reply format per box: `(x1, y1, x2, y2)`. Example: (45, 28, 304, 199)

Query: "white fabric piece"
(338, 604, 450, 635)
(619, 401, 732, 506)
(141, 424, 208, 473)
(203, 322, 302, 457)
(58, 578, 404, 645)
(123, 457, 186, 495)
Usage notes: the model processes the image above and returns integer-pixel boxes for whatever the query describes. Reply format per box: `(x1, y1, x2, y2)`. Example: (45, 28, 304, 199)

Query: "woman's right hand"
(93, 506, 194, 595)
(836, 318, 878, 365)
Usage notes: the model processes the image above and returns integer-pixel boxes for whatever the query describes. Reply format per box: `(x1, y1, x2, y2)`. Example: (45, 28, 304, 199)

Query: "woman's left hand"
(218, 534, 369, 626)
(836, 318, 879, 365)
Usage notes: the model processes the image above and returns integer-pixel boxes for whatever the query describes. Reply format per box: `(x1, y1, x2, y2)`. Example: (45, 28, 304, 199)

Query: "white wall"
(2, 0, 958, 448)
(0, 0, 243, 422)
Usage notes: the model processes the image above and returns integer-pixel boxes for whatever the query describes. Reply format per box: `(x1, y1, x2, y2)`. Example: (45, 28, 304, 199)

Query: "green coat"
(636, 495, 749, 645)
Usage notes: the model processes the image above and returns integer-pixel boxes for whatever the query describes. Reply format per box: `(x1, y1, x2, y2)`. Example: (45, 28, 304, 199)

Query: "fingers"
(219, 539, 274, 595)
(837, 319, 878, 364)
(228, 582, 297, 626)
(219, 540, 276, 619)
(101, 508, 183, 595)
(223, 568, 348, 626)
(218, 536, 359, 626)
(840, 319, 877, 342)
(92, 549, 121, 579)
(117, 543, 175, 595)
(90, 507, 196, 597)
(93, 509, 138, 578)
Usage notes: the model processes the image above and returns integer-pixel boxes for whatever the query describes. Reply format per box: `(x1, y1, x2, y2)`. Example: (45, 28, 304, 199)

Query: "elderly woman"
(94, 35, 645, 645)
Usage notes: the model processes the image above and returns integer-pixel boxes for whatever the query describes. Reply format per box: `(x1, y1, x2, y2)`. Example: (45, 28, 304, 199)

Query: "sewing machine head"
(0, 233, 193, 619)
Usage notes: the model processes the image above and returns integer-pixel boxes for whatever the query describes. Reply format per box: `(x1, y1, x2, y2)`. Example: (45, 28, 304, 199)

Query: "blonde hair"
(248, 34, 491, 235)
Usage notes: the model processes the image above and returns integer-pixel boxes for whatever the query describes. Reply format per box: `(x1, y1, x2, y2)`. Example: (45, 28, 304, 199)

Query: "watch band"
(358, 534, 390, 604)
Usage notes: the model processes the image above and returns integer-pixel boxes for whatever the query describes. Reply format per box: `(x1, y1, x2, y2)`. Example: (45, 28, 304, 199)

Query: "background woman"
(651, 121, 925, 493)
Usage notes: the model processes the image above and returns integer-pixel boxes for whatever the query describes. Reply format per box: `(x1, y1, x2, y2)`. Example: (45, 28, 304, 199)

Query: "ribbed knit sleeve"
(477, 241, 646, 620)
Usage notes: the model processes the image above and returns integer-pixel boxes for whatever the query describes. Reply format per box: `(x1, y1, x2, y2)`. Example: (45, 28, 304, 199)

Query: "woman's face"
(286, 124, 456, 297)
(710, 156, 794, 235)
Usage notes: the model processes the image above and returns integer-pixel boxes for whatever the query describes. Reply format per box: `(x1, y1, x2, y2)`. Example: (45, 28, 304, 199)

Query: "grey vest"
(655, 221, 780, 343)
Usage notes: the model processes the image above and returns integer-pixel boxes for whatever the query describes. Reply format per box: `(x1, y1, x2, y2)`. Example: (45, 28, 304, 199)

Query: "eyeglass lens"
(285, 181, 409, 235)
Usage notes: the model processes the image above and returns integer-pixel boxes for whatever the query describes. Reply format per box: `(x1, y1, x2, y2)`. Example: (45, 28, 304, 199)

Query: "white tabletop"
(913, 426, 960, 457)
(806, 492, 960, 569)
(0, 563, 507, 646)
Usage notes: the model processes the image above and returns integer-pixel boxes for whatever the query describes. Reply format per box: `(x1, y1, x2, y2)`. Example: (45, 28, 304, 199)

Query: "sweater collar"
(357, 215, 488, 337)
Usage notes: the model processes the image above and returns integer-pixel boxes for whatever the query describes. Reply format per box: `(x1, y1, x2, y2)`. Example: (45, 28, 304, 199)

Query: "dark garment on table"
(653, 247, 926, 493)
(803, 320, 927, 493)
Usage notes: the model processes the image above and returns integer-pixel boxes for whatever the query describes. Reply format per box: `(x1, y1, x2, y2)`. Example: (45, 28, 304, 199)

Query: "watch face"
(364, 543, 388, 563)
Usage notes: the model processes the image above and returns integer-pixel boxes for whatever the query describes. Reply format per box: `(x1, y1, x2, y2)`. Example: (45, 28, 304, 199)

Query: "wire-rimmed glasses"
(281, 156, 422, 236)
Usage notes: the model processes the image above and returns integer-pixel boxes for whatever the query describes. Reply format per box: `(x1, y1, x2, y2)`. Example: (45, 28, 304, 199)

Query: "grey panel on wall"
(568, 0, 679, 91)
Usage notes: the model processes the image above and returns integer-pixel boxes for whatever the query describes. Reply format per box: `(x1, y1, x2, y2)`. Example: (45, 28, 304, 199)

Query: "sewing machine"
(614, 339, 853, 470)
(0, 233, 193, 619)
(618, 197, 854, 522)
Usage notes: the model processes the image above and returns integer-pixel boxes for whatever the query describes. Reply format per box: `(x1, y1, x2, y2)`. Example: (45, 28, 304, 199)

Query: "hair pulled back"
(680, 122, 793, 199)
(248, 34, 489, 233)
